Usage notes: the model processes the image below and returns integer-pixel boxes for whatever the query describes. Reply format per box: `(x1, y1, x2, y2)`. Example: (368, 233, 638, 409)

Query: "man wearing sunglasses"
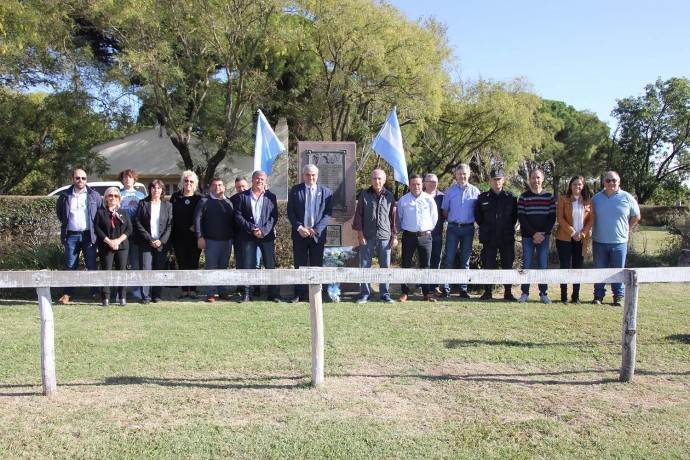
(591, 171, 641, 307)
(55, 168, 103, 304)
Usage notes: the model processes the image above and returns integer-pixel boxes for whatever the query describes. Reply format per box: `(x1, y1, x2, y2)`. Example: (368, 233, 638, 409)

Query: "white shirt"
(397, 191, 438, 232)
(250, 190, 265, 226)
(66, 189, 88, 231)
(150, 202, 161, 239)
(571, 197, 584, 235)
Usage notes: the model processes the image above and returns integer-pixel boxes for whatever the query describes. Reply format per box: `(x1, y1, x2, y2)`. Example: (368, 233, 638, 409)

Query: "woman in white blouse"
(135, 180, 173, 304)
(556, 176, 595, 304)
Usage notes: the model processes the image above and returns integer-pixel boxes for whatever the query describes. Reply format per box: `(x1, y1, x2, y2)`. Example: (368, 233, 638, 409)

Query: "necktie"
(306, 187, 314, 228)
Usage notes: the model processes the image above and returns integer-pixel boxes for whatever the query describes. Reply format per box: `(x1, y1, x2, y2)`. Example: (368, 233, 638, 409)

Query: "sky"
(388, 0, 690, 128)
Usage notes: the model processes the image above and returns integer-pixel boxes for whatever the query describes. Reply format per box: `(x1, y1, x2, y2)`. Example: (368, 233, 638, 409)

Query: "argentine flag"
(370, 107, 409, 186)
(254, 109, 285, 176)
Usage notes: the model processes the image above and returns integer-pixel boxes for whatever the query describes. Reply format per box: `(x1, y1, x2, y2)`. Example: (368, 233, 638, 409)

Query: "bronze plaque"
(326, 224, 343, 247)
(307, 150, 347, 211)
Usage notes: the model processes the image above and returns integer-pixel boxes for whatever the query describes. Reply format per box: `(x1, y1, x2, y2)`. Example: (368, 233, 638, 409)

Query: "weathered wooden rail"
(1, 267, 689, 396)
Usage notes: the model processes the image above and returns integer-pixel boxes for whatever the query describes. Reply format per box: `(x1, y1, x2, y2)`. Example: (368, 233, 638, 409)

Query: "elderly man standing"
(352, 169, 398, 304)
(287, 164, 333, 303)
(440, 163, 480, 298)
(398, 174, 439, 303)
(55, 168, 102, 304)
(474, 169, 518, 301)
(591, 171, 641, 306)
(234, 170, 280, 303)
(517, 168, 556, 304)
(195, 178, 234, 303)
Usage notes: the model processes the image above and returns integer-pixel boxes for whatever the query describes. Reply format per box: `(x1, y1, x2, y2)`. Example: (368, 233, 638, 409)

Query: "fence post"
(309, 283, 324, 386)
(37, 287, 57, 395)
(620, 269, 639, 382)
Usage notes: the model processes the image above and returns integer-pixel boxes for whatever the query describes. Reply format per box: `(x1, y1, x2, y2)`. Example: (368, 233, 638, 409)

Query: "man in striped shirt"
(517, 168, 556, 304)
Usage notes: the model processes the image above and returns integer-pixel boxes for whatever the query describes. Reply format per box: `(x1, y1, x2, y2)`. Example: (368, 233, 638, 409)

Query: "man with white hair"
(287, 164, 333, 303)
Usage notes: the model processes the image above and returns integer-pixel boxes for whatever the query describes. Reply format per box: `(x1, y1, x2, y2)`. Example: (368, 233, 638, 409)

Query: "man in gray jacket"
(352, 169, 399, 304)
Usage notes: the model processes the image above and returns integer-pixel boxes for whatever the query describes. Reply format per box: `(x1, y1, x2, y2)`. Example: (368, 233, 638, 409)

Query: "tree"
(408, 78, 546, 187)
(0, 89, 112, 195)
(537, 100, 610, 196)
(612, 77, 690, 204)
(291, 0, 451, 143)
(83, 0, 288, 187)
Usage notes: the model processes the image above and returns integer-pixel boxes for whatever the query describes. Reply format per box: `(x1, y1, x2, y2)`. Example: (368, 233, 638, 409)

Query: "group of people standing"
(54, 163, 640, 307)
(54, 165, 324, 306)
(351, 165, 640, 307)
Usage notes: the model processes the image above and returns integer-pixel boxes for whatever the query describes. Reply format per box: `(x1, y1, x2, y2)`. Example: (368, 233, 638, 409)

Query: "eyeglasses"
(107, 194, 120, 198)
(184, 179, 195, 183)
(74, 176, 86, 180)
(605, 178, 618, 183)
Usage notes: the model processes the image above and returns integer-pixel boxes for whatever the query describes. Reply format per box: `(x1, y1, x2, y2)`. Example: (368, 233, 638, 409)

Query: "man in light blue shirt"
(440, 163, 480, 298)
(398, 174, 438, 302)
(591, 171, 641, 306)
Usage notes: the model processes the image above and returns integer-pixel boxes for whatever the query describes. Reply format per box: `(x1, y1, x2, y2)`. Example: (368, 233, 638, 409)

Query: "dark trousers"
(99, 248, 129, 300)
(556, 238, 584, 300)
(401, 232, 432, 295)
(141, 245, 168, 300)
(292, 237, 325, 299)
(241, 239, 277, 299)
(173, 235, 201, 293)
(480, 241, 515, 294)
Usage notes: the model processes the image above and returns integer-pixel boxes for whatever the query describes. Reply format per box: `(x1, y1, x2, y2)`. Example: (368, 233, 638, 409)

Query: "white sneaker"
(518, 293, 529, 303)
(540, 294, 552, 304)
(356, 296, 369, 304)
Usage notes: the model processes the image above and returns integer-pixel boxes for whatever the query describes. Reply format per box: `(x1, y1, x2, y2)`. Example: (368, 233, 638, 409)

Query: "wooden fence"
(1, 267, 689, 396)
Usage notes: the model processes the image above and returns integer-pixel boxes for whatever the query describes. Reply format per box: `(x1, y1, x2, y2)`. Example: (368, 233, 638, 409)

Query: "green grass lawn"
(1, 283, 689, 459)
(629, 225, 671, 255)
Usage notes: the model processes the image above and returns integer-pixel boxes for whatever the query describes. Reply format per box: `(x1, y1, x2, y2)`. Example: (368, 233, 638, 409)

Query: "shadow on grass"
(444, 339, 618, 348)
(102, 375, 311, 390)
(666, 334, 690, 344)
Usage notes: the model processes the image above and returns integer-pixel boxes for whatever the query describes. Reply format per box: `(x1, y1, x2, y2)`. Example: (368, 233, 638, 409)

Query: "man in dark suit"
(233, 170, 280, 303)
(287, 164, 334, 303)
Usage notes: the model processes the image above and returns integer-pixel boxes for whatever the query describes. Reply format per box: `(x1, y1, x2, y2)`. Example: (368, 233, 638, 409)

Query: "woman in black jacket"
(135, 180, 173, 303)
(169, 171, 203, 299)
(94, 187, 132, 306)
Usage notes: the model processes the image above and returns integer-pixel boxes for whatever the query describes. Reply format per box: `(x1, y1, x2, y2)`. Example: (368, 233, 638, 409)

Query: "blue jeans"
(444, 224, 474, 292)
(242, 239, 277, 298)
(359, 238, 391, 298)
(62, 231, 98, 297)
(593, 241, 628, 298)
(204, 239, 231, 296)
(521, 236, 549, 295)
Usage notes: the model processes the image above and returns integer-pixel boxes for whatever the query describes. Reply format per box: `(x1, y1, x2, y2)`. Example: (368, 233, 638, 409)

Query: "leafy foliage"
(611, 77, 690, 204)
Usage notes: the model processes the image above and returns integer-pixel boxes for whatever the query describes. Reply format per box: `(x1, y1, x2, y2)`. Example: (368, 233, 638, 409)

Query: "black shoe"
(571, 296, 580, 304)
(561, 298, 569, 304)
(613, 296, 624, 307)
(458, 291, 471, 299)
(479, 292, 493, 300)
(238, 295, 252, 303)
(141, 298, 151, 304)
(152, 298, 162, 303)
(592, 297, 603, 305)
(503, 293, 518, 302)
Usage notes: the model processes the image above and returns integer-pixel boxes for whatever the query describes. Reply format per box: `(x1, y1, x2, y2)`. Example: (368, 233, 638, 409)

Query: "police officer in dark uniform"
(474, 169, 518, 301)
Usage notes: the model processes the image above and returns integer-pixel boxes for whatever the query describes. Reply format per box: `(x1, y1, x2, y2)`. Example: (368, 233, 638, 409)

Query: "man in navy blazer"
(287, 164, 334, 302)
(233, 170, 280, 303)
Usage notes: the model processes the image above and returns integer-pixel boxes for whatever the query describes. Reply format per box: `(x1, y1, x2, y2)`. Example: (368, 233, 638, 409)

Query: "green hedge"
(639, 205, 689, 226)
